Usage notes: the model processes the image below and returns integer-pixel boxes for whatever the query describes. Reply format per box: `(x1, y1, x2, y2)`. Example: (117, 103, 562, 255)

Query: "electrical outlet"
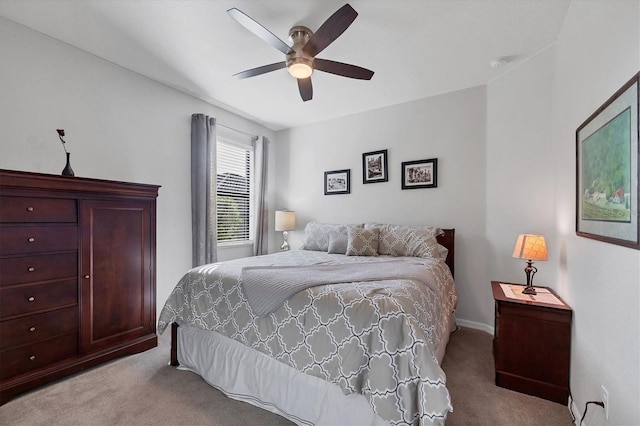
(601, 385, 609, 420)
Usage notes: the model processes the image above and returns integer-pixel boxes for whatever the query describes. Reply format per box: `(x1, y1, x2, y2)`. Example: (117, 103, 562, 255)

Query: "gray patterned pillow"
(301, 222, 362, 251)
(364, 223, 445, 258)
(411, 234, 449, 260)
(346, 228, 379, 256)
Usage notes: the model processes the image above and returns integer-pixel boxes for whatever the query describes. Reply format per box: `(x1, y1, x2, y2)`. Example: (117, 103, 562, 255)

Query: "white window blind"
(216, 130, 254, 243)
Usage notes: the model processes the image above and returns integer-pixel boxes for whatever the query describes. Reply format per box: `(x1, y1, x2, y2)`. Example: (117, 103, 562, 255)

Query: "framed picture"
(324, 169, 350, 195)
(402, 158, 438, 189)
(362, 149, 388, 184)
(576, 72, 639, 249)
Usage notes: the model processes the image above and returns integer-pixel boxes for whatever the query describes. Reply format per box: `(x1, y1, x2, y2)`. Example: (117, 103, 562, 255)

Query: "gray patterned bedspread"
(158, 250, 458, 425)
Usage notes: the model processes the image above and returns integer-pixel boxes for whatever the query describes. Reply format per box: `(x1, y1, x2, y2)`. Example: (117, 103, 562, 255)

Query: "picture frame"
(324, 169, 350, 195)
(576, 72, 639, 249)
(401, 158, 438, 189)
(362, 149, 388, 184)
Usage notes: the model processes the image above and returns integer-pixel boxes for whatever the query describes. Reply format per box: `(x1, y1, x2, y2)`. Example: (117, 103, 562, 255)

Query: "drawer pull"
(27, 237, 35, 243)
(28, 266, 35, 272)
(29, 355, 36, 361)
(28, 296, 35, 302)
(84, 274, 90, 279)
(27, 206, 34, 212)
(29, 326, 36, 332)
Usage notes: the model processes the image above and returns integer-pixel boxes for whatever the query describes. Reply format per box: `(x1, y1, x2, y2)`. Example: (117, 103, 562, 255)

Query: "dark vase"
(61, 152, 75, 177)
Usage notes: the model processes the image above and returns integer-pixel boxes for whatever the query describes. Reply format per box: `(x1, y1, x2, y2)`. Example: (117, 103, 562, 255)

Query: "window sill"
(218, 241, 254, 248)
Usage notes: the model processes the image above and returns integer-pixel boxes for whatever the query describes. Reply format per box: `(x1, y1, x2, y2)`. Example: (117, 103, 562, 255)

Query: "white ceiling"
(0, 0, 570, 131)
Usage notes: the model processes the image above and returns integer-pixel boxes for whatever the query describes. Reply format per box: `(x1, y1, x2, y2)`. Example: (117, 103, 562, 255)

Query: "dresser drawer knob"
(27, 206, 34, 212)
(29, 327, 36, 332)
(27, 237, 35, 243)
(28, 266, 35, 272)
(28, 296, 35, 302)
(84, 274, 90, 279)
(29, 355, 36, 361)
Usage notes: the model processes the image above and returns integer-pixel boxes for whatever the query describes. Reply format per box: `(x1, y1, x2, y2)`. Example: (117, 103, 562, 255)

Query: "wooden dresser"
(492, 281, 572, 404)
(0, 169, 159, 404)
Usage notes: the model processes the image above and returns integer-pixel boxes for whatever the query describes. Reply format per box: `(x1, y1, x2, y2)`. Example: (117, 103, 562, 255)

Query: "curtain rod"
(217, 123, 258, 140)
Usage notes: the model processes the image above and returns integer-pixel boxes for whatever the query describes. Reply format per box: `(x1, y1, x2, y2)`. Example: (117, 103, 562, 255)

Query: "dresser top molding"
(0, 169, 160, 199)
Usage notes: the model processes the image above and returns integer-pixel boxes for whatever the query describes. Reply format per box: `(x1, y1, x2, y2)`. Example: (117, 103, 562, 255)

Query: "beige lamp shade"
(275, 210, 296, 231)
(512, 234, 548, 261)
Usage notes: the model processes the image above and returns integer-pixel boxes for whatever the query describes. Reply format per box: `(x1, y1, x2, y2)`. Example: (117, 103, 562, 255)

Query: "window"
(216, 129, 254, 244)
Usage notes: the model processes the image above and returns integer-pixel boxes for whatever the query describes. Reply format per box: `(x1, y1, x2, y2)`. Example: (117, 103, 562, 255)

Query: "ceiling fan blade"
(302, 4, 358, 57)
(234, 62, 287, 79)
(298, 77, 313, 101)
(314, 58, 374, 80)
(227, 8, 291, 55)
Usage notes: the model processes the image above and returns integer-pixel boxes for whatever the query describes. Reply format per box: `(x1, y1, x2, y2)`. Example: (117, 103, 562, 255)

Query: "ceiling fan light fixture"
(287, 58, 313, 79)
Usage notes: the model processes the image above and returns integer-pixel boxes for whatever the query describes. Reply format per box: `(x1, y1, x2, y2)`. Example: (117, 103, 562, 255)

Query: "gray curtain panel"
(253, 136, 269, 256)
(191, 113, 217, 267)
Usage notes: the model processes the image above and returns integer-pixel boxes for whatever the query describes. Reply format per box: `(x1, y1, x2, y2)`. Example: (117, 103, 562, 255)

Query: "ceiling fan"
(227, 3, 374, 102)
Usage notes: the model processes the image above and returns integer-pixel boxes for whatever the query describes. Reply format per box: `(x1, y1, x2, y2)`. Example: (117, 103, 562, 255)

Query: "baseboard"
(455, 318, 494, 335)
(568, 393, 579, 425)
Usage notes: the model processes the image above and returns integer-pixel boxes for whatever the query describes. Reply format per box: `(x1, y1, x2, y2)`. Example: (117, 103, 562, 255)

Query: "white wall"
(0, 17, 277, 315)
(486, 46, 558, 290)
(552, 1, 639, 424)
(275, 86, 490, 329)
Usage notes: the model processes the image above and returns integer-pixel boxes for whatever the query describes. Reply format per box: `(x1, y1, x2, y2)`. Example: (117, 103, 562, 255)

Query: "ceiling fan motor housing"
(287, 26, 314, 77)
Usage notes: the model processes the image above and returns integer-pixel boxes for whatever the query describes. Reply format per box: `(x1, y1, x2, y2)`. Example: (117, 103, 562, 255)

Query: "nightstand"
(492, 281, 572, 404)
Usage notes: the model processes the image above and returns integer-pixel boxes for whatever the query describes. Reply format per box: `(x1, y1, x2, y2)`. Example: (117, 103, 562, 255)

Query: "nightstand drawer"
(0, 307, 78, 349)
(0, 196, 77, 223)
(0, 333, 78, 380)
(0, 252, 77, 286)
(0, 225, 78, 255)
(0, 279, 77, 319)
(497, 301, 571, 323)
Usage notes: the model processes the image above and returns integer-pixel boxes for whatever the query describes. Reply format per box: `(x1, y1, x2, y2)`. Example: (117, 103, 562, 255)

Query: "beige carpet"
(0, 327, 573, 425)
(442, 327, 573, 425)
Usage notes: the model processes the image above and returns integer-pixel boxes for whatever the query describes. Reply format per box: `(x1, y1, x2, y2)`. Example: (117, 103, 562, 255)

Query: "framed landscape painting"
(324, 169, 350, 195)
(576, 72, 639, 249)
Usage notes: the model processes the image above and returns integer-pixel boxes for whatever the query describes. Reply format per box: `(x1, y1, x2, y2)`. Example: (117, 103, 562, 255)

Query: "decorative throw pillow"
(346, 228, 379, 256)
(327, 232, 348, 254)
(301, 222, 362, 251)
(364, 223, 444, 258)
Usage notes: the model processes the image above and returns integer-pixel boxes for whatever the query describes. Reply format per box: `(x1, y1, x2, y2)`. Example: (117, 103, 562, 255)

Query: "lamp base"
(280, 231, 290, 252)
(522, 261, 538, 295)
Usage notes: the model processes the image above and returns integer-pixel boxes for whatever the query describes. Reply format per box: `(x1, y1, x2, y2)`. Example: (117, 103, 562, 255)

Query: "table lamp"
(275, 210, 296, 251)
(512, 234, 548, 295)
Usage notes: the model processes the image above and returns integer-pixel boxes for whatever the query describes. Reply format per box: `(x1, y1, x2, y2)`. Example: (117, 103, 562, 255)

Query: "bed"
(158, 223, 457, 426)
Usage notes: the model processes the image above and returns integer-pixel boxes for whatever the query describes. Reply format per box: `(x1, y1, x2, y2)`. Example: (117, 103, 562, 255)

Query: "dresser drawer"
(0, 307, 78, 349)
(0, 225, 78, 255)
(0, 279, 77, 319)
(0, 252, 77, 286)
(0, 196, 77, 223)
(0, 333, 78, 381)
